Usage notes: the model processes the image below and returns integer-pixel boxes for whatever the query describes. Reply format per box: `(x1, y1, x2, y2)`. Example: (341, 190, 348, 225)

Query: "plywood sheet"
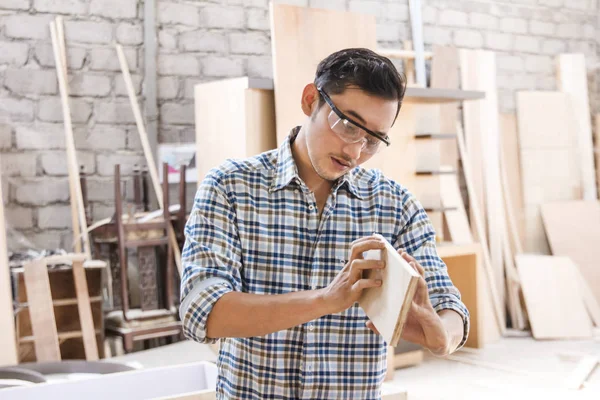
(0, 161, 18, 367)
(72, 260, 99, 360)
(439, 166, 473, 244)
(460, 49, 505, 316)
(430, 45, 459, 169)
(195, 78, 276, 184)
(556, 54, 597, 200)
(540, 201, 600, 306)
(516, 92, 582, 253)
(23, 259, 61, 362)
(270, 3, 377, 144)
(515, 255, 592, 339)
(360, 235, 420, 347)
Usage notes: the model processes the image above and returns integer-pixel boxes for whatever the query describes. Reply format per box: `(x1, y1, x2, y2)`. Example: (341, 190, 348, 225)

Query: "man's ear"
(301, 83, 319, 117)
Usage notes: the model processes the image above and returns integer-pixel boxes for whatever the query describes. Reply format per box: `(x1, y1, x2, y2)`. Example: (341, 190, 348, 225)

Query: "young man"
(180, 48, 469, 399)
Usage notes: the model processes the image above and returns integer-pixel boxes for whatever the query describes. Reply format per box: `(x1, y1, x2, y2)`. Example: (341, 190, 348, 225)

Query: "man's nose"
(341, 140, 364, 162)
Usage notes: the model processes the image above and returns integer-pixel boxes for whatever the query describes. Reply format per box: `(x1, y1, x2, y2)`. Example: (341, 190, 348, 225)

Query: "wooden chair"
(104, 164, 181, 353)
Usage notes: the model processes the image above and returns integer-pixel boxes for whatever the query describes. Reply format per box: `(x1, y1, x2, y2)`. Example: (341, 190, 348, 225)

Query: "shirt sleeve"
(394, 191, 471, 350)
(179, 173, 243, 344)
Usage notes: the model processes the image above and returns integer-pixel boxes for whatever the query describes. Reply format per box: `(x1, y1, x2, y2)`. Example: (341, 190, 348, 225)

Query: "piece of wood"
(377, 48, 433, 60)
(499, 113, 524, 254)
(596, 114, 600, 198)
(50, 19, 91, 258)
(575, 269, 600, 327)
(393, 349, 424, 369)
(72, 260, 99, 360)
(408, 0, 426, 87)
(430, 46, 459, 170)
(22, 259, 61, 362)
(115, 43, 182, 275)
(541, 201, 600, 308)
(556, 54, 597, 200)
(439, 166, 472, 243)
(456, 123, 506, 336)
(437, 244, 481, 348)
(194, 78, 276, 183)
(0, 155, 18, 367)
(516, 92, 582, 254)
(402, 41, 416, 86)
(359, 234, 420, 347)
(459, 50, 505, 315)
(269, 2, 377, 144)
(564, 355, 598, 390)
(515, 255, 592, 339)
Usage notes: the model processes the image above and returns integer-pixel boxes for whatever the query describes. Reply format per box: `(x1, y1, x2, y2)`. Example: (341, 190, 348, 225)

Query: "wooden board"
(0, 157, 18, 367)
(430, 46, 459, 169)
(459, 50, 505, 315)
(360, 234, 420, 347)
(72, 260, 99, 360)
(515, 255, 592, 339)
(499, 113, 525, 253)
(516, 91, 582, 254)
(596, 114, 600, 198)
(195, 78, 276, 184)
(270, 2, 377, 144)
(540, 201, 600, 306)
(556, 54, 597, 200)
(439, 166, 472, 243)
(22, 259, 61, 362)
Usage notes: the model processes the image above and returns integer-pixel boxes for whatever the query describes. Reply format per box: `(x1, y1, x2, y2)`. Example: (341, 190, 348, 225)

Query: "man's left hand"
(365, 250, 453, 356)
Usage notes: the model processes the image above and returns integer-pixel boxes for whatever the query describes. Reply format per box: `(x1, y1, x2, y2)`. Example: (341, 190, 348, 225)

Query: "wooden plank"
(439, 166, 472, 244)
(556, 54, 597, 200)
(408, 0, 426, 87)
(540, 201, 600, 306)
(115, 44, 182, 275)
(377, 47, 433, 59)
(459, 50, 505, 315)
(0, 155, 18, 367)
(270, 2, 377, 144)
(456, 123, 506, 336)
(50, 18, 91, 258)
(596, 114, 600, 197)
(72, 260, 99, 360)
(194, 78, 276, 183)
(515, 255, 592, 339)
(516, 91, 582, 254)
(430, 46, 459, 169)
(576, 269, 600, 327)
(565, 355, 598, 390)
(499, 113, 524, 253)
(360, 234, 420, 347)
(23, 259, 61, 362)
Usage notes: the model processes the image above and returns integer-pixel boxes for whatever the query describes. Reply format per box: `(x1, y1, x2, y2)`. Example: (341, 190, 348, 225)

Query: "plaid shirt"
(180, 128, 470, 399)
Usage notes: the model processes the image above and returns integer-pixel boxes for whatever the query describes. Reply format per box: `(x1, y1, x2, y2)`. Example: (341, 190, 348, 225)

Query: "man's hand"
(365, 249, 458, 357)
(320, 236, 386, 314)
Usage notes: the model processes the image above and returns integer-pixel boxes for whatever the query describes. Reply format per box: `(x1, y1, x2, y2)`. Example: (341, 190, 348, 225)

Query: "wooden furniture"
(0, 154, 18, 367)
(103, 163, 182, 353)
(12, 259, 105, 362)
(194, 77, 277, 184)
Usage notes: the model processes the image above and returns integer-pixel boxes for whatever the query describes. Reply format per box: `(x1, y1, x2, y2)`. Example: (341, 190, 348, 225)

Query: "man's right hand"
(319, 235, 387, 314)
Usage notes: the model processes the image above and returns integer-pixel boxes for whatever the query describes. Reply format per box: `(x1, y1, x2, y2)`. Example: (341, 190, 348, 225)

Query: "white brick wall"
(0, 0, 599, 249)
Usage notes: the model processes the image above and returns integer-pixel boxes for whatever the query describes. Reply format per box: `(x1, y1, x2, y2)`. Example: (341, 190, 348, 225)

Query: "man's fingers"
(350, 259, 385, 271)
(350, 238, 386, 260)
(352, 278, 382, 292)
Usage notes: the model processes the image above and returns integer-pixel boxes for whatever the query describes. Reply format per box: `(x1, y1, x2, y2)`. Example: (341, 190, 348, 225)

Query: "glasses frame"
(317, 88, 391, 147)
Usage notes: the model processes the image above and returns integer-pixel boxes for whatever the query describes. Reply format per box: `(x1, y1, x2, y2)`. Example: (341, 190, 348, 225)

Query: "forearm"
(437, 309, 465, 355)
(206, 289, 331, 339)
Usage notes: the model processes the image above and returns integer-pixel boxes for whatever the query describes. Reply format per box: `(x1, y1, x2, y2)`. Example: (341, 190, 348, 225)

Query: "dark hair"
(314, 48, 407, 124)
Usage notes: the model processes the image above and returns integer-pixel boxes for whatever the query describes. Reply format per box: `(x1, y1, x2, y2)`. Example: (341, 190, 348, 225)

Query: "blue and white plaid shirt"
(180, 128, 469, 399)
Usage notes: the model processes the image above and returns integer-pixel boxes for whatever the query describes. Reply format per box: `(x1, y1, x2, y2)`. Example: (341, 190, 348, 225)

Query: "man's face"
(303, 85, 398, 182)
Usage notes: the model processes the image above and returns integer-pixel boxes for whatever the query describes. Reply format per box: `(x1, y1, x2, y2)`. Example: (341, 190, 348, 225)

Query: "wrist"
(314, 287, 336, 315)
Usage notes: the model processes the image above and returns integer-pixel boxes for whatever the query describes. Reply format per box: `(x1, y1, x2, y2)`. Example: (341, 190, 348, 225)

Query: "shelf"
(416, 169, 457, 176)
(17, 296, 103, 309)
(404, 87, 485, 103)
(19, 329, 102, 343)
(424, 207, 458, 212)
(415, 133, 456, 140)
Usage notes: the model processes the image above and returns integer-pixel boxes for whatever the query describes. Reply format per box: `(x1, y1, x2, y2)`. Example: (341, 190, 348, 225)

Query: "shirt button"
(311, 285, 317, 290)
(308, 324, 315, 332)
(308, 205, 314, 211)
(340, 259, 345, 264)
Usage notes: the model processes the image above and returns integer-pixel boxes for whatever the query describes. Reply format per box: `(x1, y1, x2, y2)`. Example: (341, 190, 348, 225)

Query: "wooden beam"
(115, 44, 182, 275)
(23, 259, 61, 362)
(51, 18, 91, 258)
(565, 355, 598, 390)
(0, 155, 18, 367)
(72, 259, 99, 360)
(377, 48, 433, 60)
(408, 0, 426, 87)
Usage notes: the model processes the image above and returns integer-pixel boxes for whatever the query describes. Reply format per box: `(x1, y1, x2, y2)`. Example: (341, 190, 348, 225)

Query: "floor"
(391, 335, 600, 400)
(106, 335, 600, 399)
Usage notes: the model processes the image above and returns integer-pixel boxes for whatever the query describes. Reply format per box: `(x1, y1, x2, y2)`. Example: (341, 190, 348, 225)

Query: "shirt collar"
(270, 127, 364, 200)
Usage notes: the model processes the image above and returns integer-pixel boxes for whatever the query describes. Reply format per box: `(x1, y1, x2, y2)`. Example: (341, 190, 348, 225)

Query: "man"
(180, 48, 469, 399)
